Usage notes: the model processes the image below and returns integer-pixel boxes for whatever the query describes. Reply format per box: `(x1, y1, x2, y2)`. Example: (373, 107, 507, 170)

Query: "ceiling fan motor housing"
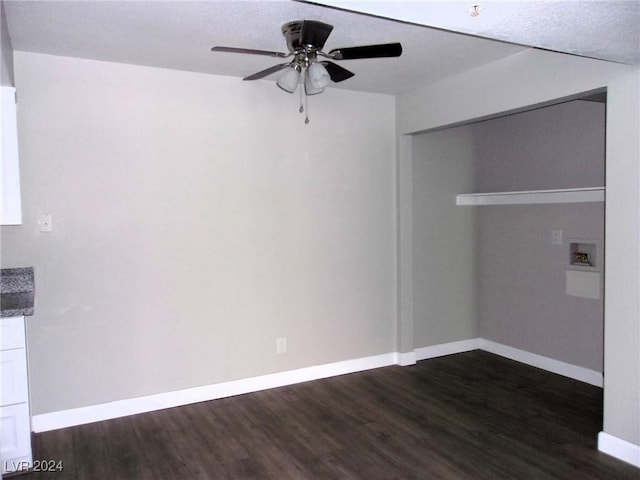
(281, 20, 333, 54)
(282, 21, 304, 52)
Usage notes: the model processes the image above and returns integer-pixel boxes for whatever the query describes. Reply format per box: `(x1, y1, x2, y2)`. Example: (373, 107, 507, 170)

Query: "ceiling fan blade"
(329, 43, 402, 60)
(211, 46, 290, 58)
(243, 63, 290, 81)
(300, 20, 334, 50)
(323, 61, 355, 83)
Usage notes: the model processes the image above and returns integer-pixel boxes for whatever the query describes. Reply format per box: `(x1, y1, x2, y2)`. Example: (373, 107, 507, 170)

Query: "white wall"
(603, 71, 640, 449)
(397, 49, 640, 449)
(397, 50, 631, 135)
(0, 52, 397, 415)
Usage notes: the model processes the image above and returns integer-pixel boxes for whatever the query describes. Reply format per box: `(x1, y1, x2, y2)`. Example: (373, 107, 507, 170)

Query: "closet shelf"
(456, 187, 605, 206)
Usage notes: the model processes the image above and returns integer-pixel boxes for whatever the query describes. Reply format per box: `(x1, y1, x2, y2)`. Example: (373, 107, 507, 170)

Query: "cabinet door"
(0, 403, 32, 474)
(0, 348, 29, 406)
(0, 316, 26, 351)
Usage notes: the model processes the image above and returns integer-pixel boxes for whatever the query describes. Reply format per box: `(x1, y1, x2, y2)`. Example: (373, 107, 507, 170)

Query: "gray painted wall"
(412, 126, 478, 347)
(478, 203, 604, 371)
(475, 100, 605, 372)
(474, 101, 605, 192)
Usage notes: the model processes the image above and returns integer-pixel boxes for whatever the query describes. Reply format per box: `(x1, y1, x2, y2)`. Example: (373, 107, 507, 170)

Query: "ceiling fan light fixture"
(304, 70, 324, 95)
(308, 62, 330, 89)
(276, 64, 301, 93)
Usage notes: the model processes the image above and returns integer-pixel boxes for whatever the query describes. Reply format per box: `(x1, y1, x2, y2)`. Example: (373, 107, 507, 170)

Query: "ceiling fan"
(212, 20, 402, 123)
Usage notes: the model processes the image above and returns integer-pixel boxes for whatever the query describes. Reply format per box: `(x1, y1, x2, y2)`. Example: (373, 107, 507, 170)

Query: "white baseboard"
(598, 432, 640, 467)
(30, 340, 605, 433)
(396, 351, 417, 366)
(478, 339, 603, 387)
(415, 338, 482, 361)
(31, 352, 397, 433)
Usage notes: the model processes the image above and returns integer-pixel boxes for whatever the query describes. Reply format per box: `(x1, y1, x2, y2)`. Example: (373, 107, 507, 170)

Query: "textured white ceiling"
(3, 0, 637, 96)
(315, 0, 640, 65)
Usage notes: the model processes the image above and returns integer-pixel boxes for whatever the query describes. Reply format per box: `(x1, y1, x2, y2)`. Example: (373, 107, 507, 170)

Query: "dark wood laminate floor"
(17, 351, 640, 479)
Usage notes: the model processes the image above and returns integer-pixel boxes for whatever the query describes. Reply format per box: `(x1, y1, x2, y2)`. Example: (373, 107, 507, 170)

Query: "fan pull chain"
(304, 93, 310, 124)
(299, 84, 304, 114)
(298, 71, 309, 124)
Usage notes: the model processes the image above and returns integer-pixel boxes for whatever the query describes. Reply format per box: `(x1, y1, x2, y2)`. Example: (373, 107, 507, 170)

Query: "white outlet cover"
(38, 213, 53, 232)
(566, 270, 600, 299)
(276, 337, 287, 354)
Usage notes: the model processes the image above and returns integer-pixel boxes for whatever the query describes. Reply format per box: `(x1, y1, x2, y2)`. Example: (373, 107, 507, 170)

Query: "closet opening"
(412, 89, 606, 387)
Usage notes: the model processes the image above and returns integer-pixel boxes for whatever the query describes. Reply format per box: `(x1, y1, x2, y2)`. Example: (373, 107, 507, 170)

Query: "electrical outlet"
(276, 337, 287, 354)
(551, 229, 563, 245)
(38, 213, 53, 232)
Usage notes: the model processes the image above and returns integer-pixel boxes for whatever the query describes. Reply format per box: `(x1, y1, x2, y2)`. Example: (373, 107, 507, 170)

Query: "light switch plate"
(551, 229, 563, 245)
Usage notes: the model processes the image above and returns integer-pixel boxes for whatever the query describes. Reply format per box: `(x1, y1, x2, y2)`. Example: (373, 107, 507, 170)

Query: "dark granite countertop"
(1, 267, 34, 317)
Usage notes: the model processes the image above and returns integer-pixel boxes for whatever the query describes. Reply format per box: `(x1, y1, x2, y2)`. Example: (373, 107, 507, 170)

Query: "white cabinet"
(1, 316, 32, 474)
(1, 348, 28, 405)
(1, 86, 22, 225)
